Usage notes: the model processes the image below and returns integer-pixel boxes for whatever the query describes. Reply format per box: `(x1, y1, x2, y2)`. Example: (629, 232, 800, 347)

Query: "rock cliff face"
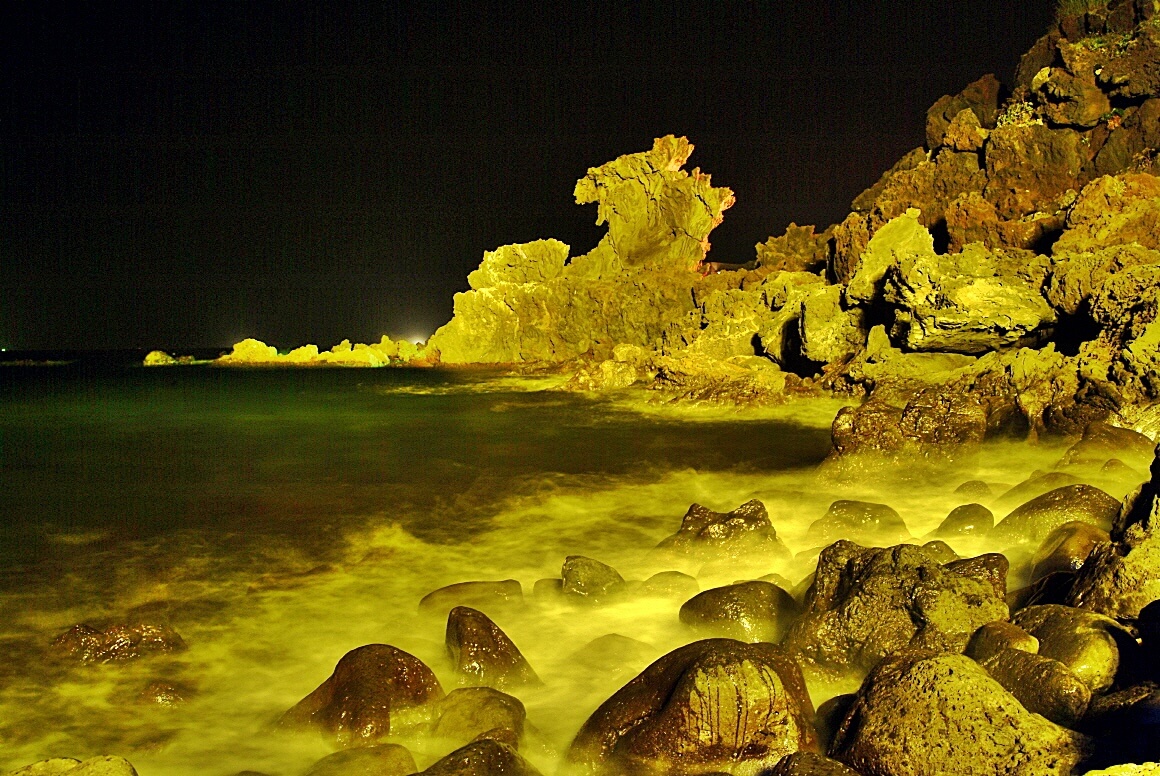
(422, 0, 1160, 450)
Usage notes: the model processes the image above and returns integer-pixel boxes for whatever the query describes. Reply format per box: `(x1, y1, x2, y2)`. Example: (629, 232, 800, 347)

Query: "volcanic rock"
(7, 758, 140, 776)
(1057, 422, 1157, 470)
(828, 651, 1090, 776)
(767, 752, 862, 776)
(990, 484, 1121, 546)
(983, 123, 1086, 220)
(568, 639, 817, 775)
(445, 607, 539, 689)
(280, 644, 444, 747)
(561, 556, 625, 601)
(756, 223, 830, 273)
(49, 623, 186, 664)
(1054, 173, 1160, 254)
(655, 499, 790, 562)
(679, 581, 800, 642)
(781, 542, 1008, 676)
(926, 73, 1002, 150)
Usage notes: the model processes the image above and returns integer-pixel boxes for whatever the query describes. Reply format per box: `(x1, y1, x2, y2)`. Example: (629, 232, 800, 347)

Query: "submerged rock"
(568, 638, 817, 775)
(781, 542, 1008, 676)
(445, 607, 539, 689)
(829, 651, 1090, 776)
(303, 745, 417, 776)
(430, 687, 525, 748)
(679, 581, 800, 642)
(419, 580, 524, 617)
(49, 623, 186, 664)
(7, 758, 140, 776)
(932, 503, 994, 537)
(280, 644, 443, 747)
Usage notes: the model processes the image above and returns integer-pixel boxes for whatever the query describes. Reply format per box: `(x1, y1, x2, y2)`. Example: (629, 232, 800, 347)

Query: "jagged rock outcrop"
(445, 607, 539, 689)
(654, 499, 791, 562)
(215, 337, 420, 366)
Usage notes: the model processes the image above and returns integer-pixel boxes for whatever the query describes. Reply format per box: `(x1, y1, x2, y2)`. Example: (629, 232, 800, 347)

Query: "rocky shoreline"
(94, 1, 1160, 774)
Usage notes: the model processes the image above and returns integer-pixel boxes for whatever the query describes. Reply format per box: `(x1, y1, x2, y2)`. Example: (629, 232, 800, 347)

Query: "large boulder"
(828, 651, 1090, 776)
(1068, 449, 1160, 619)
(420, 739, 541, 776)
(568, 639, 818, 775)
(804, 500, 910, 547)
(884, 242, 1056, 354)
(798, 285, 867, 365)
(561, 556, 626, 601)
(655, 499, 790, 562)
(1029, 521, 1111, 582)
(419, 580, 524, 618)
(679, 581, 800, 642)
(781, 542, 1008, 677)
(445, 607, 539, 689)
(280, 644, 444, 747)
(990, 484, 1121, 547)
(978, 647, 1091, 728)
(983, 123, 1086, 220)
(926, 74, 1002, 150)
(1010, 604, 1130, 692)
(429, 687, 525, 748)
(845, 208, 934, 306)
(1053, 173, 1160, 254)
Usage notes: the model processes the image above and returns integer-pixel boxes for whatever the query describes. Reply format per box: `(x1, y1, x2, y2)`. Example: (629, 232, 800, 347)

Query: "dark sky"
(1, 1, 1056, 350)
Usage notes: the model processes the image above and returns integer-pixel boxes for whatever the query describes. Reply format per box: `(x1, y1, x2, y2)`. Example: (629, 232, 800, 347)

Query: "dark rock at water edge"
(446, 606, 539, 689)
(679, 581, 800, 642)
(49, 623, 186, 664)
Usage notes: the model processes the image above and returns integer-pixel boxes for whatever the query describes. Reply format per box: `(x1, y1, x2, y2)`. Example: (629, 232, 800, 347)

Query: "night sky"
(1, 1, 1056, 351)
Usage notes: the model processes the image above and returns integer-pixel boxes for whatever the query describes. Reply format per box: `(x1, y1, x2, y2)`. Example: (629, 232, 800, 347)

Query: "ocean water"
(0, 356, 1094, 774)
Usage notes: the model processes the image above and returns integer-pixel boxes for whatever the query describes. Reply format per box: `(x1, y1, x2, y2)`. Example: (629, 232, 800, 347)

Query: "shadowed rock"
(1030, 521, 1110, 582)
(280, 644, 444, 747)
(829, 651, 1090, 776)
(782, 542, 1008, 677)
(979, 647, 1091, 728)
(446, 607, 539, 689)
(679, 581, 800, 642)
(568, 639, 817, 775)
(1011, 604, 1132, 692)
(965, 621, 1038, 662)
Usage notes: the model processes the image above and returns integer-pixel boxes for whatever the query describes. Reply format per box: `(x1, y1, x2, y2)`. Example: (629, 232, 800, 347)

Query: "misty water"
(0, 358, 1130, 775)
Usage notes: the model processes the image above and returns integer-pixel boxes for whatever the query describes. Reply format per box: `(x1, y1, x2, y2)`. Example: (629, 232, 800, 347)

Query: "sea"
(0, 352, 1084, 775)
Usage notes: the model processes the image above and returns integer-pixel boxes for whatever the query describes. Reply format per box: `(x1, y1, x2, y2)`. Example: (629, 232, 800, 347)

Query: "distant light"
(404, 333, 429, 345)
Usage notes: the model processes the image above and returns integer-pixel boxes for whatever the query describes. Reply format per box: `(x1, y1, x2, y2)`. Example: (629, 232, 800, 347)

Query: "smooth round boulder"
(993, 471, 1080, 511)
(1011, 604, 1131, 692)
(805, 500, 910, 547)
(566, 634, 659, 683)
(931, 503, 993, 538)
(303, 745, 417, 776)
(920, 539, 959, 563)
(420, 739, 541, 776)
(561, 556, 625, 600)
(280, 644, 444, 747)
(991, 484, 1121, 546)
(419, 581, 523, 617)
(953, 480, 993, 500)
(568, 639, 818, 775)
(446, 607, 539, 689)
(965, 621, 1038, 662)
(679, 581, 800, 642)
(1029, 521, 1110, 582)
(828, 651, 1090, 776)
(430, 687, 525, 748)
(979, 647, 1091, 728)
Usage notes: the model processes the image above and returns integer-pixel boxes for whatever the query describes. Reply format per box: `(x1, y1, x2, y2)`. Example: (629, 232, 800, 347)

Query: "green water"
(0, 360, 1093, 774)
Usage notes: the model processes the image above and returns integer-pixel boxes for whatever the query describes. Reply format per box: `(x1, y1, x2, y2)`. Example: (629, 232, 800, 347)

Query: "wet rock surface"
(679, 581, 800, 642)
(804, 500, 910, 547)
(420, 739, 541, 776)
(781, 542, 1008, 676)
(303, 745, 417, 776)
(656, 499, 790, 561)
(568, 639, 817, 775)
(979, 646, 1091, 727)
(280, 644, 444, 747)
(430, 688, 525, 748)
(561, 556, 626, 601)
(990, 484, 1122, 546)
(829, 650, 1091, 776)
(48, 623, 186, 664)
(419, 581, 524, 617)
(1011, 604, 1131, 692)
(445, 607, 539, 689)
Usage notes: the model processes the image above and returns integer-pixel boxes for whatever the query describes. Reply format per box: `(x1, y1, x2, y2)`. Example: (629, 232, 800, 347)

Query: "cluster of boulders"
(15, 425, 1160, 775)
